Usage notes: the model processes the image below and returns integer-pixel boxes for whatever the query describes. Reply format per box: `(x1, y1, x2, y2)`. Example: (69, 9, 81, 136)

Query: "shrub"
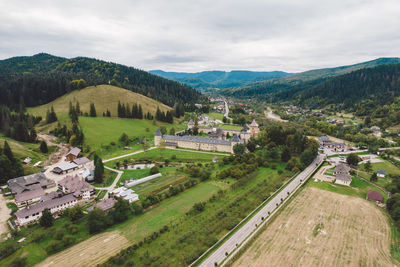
(46, 240, 63, 253)
(0, 243, 17, 258)
(149, 166, 159, 175)
(62, 235, 76, 246)
(54, 229, 65, 240)
(10, 256, 27, 267)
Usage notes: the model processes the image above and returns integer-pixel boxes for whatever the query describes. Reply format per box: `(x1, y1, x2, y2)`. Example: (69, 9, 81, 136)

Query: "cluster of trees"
(173, 102, 185, 118)
(155, 107, 173, 123)
(0, 53, 204, 110)
(117, 101, 144, 119)
(385, 175, 400, 229)
(0, 105, 41, 143)
(0, 141, 24, 184)
(46, 106, 58, 124)
(93, 154, 104, 184)
(51, 122, 84, 147)
(68, 101, 80, 123)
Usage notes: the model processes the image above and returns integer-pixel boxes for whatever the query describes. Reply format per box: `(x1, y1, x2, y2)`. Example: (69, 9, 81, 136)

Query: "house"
(88, 198, 116, 212)
(376, 169, 387, 178)
(318, 136, 331, 147)
(66, 147, 81, 162)
(335, 173, 352, 186)
(22, 157, 32, 165)
(72, 157, 91, 167)
(333, 163, 350, 175)
(52, 162, 79, 175)
(58, 175, 95, 200)
(112, 187, 139, 203)
(7, 173, 56, 194)
(81, 168, 95, 182)
(14, 194, 77, 226)
(366, 190, 383, 203)
(370, 126, 380, 131)
(15, 188, 45, 207)
(212, 156, 219, 163)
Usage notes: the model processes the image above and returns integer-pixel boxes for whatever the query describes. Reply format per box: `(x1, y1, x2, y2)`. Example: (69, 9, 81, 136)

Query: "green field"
(27, 85, 172, 119)
(207, 112, 224, 121)
(105, 148, 226, 168)
(360, 160, 400, 176)
(308, 176, 388, 202)
(77, 117, 186, 157)
(217, 124, 243, 130)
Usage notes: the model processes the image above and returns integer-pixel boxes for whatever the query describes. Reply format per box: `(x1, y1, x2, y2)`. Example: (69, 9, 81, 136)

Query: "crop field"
(232, 187, 394, 267)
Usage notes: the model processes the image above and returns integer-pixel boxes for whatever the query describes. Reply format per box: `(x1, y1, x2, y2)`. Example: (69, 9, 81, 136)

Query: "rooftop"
(249, 119, 258, 127)
(55, 162, 78, 171)
(336, 173, 352, 182)
(15, 188, 45, 203)
(88, 198, 116, 212)
(67, 147, 81, 156)
(7, 173, 55, 194)
(367, 190, 383, 202)
(59, 175, 94, 197)
(163, 134, 232, 145)
(72, 157, 91, 165)
(154, 128, 162, 136)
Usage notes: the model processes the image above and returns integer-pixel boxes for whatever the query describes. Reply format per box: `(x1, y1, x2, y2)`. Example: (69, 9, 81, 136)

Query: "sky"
(0, 0, 400, 73)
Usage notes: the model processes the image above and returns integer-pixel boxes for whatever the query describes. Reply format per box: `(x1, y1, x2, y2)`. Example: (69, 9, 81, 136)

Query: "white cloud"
(0, 0, 399, 72)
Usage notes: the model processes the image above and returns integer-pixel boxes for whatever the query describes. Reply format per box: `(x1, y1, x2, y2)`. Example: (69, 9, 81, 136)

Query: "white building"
(58, 175, 95, 200)
(112, 187, 139, 203)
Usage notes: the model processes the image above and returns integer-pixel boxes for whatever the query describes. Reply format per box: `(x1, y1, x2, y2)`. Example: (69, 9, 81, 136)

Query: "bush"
(0, 243, 17, 258)
(62, 235, 76, 246)
(46, 240, 63, 253)
(54, 229, 65, 240)
(149, 166, 159, 175)
(10, 256, 27, 267)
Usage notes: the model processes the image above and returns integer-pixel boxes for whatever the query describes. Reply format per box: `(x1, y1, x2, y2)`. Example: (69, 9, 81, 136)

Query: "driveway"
(0, 194, 11, 237)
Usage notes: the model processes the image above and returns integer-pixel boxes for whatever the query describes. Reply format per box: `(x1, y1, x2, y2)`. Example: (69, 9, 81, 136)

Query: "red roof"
(367, 190, 383, 202)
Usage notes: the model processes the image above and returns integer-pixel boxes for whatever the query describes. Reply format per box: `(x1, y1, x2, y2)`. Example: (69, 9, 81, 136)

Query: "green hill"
(27, 84, 172, 119)
(223, 57, 400, 98)
(0, 53, 203, 110)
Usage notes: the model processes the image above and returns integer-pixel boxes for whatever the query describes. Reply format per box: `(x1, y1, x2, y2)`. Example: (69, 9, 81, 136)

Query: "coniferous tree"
(90, 103, 97, 117)
(3, 141, 13, 162)
(40, 140, 48, 153)
(40, 208, 54, 227)
(117, 101, 122, 117)
(138, 105, 143, 119)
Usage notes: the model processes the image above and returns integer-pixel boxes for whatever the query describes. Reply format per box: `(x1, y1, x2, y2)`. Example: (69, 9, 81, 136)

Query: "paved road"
(102, 147, 156, 163)
(265, 107, 287, 122)
(198, 155, 324, 267)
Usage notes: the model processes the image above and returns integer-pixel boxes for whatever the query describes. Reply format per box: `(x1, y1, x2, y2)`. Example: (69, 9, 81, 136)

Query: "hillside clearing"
(232, 187, 394, 267)
(27, 84, 172, 119)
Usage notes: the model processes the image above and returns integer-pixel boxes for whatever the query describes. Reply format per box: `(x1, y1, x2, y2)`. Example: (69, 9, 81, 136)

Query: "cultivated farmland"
(232, 187, 395, 267)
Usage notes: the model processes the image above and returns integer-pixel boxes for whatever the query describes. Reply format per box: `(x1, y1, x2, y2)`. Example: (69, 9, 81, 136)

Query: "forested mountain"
(275, 63, 400, 111)
(149, 70, 292, 92)
(223, 57, 400, 98)
(0, 53, 203, 110)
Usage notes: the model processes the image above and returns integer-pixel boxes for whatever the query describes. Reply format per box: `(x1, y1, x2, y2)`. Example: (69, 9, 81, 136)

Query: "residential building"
(7, 173, 56, 194)
(334, 163, 352, 186)
(58, 175, 95, 200)
(377, 169, 387, 178)
(22, 157, 32, 165)
(52, 162, 79, 175)
(66, 147, 81, 161)
(15, 188, 45, 207)
(72, 157, 91, 167)
(14, 194, 77, 226)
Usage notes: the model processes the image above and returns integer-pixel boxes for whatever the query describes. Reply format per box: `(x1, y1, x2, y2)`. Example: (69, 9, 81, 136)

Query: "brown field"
(37, 231, 130, 267)
(232, 187, 396, 267)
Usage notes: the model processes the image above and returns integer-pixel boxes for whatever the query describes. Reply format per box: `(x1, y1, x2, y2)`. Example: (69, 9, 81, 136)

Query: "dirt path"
(0, 194, 11, 237)
(37, 231, 130, 267)
(232, 187, 395, 267)
(265, 107, 287, 122)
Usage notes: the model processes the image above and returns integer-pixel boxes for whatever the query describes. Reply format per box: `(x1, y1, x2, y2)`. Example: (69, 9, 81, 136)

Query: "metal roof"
(162, 134, 231, 145)
(154, 128, 162, 136)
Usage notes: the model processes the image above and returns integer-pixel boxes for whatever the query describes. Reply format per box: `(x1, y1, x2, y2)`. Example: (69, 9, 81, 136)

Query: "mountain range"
(149, 70, 292, 92)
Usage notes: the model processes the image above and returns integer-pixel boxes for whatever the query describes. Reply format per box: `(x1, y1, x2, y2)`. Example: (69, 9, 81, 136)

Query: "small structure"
(52, 162, 79, 175)
(112, 187, 139, 203)
(376, 169, 387, 178)
(7, 173, 56, 194)
(249, 120, 259, 137)
(187, 119, 195, 129)
(125, 173, 162, 187)
(66, 147, 81, 162)
(366, 190, 383, 203)
(22, 157, 32, 165)
(72, 157, 91, 167)
(15, 188, 45, 207)
(333, 163, 350, 175)
(58, 175, 95, 200)
(81, 168, 95, 182)
(318, 136, 331, 147)
(370, 126, 381, 131)
(14, 194, 77, 226)
(88, 198, 116, 212)
(212, 156, 219, 163)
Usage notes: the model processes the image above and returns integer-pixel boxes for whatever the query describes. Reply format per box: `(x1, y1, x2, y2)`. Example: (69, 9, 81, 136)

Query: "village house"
(14, 194, 77, 226)
(377, 169, 387, 178)
(52, 162, 79, 175)
(15, 188, 45, 207)
(72, 157, 91, 167)
(366, 190, 383, 203)
(334, 163, 352, 186)
(22, 157, 32, 165)
(7, 173, 56, 194)
(66, 147, 81, 162)
(58, 175, 95, 200)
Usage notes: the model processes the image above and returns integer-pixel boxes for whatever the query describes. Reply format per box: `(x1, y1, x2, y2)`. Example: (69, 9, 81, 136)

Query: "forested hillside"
(223, 57, 400, 98)
(0, 53, 203, 110)
(150, 70, 292, 92)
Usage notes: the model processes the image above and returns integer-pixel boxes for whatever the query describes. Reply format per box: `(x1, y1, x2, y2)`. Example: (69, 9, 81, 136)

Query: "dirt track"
(0, 194, 10, 238)
(232, 187, 395, 267)
(37, 231, 130, 267)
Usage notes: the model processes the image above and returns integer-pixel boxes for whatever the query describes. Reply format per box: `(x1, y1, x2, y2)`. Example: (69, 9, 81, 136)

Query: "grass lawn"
(112, 181, 222, 242)
(308, 176, 388, 202)
(217, 124, 243, 130)
(207, 112, 224, 121)
(105, 148, 225, 168)
(361, 160, 400, 176)
(92, 169, 118, 187)
(78, 117, 186, 156)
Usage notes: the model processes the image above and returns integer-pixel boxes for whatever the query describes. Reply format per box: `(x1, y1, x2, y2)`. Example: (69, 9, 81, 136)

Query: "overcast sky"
(0, 0, 400, 72)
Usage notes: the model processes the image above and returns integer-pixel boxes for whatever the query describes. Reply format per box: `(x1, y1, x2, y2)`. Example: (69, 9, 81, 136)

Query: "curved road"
(198, 154, 324, 267)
